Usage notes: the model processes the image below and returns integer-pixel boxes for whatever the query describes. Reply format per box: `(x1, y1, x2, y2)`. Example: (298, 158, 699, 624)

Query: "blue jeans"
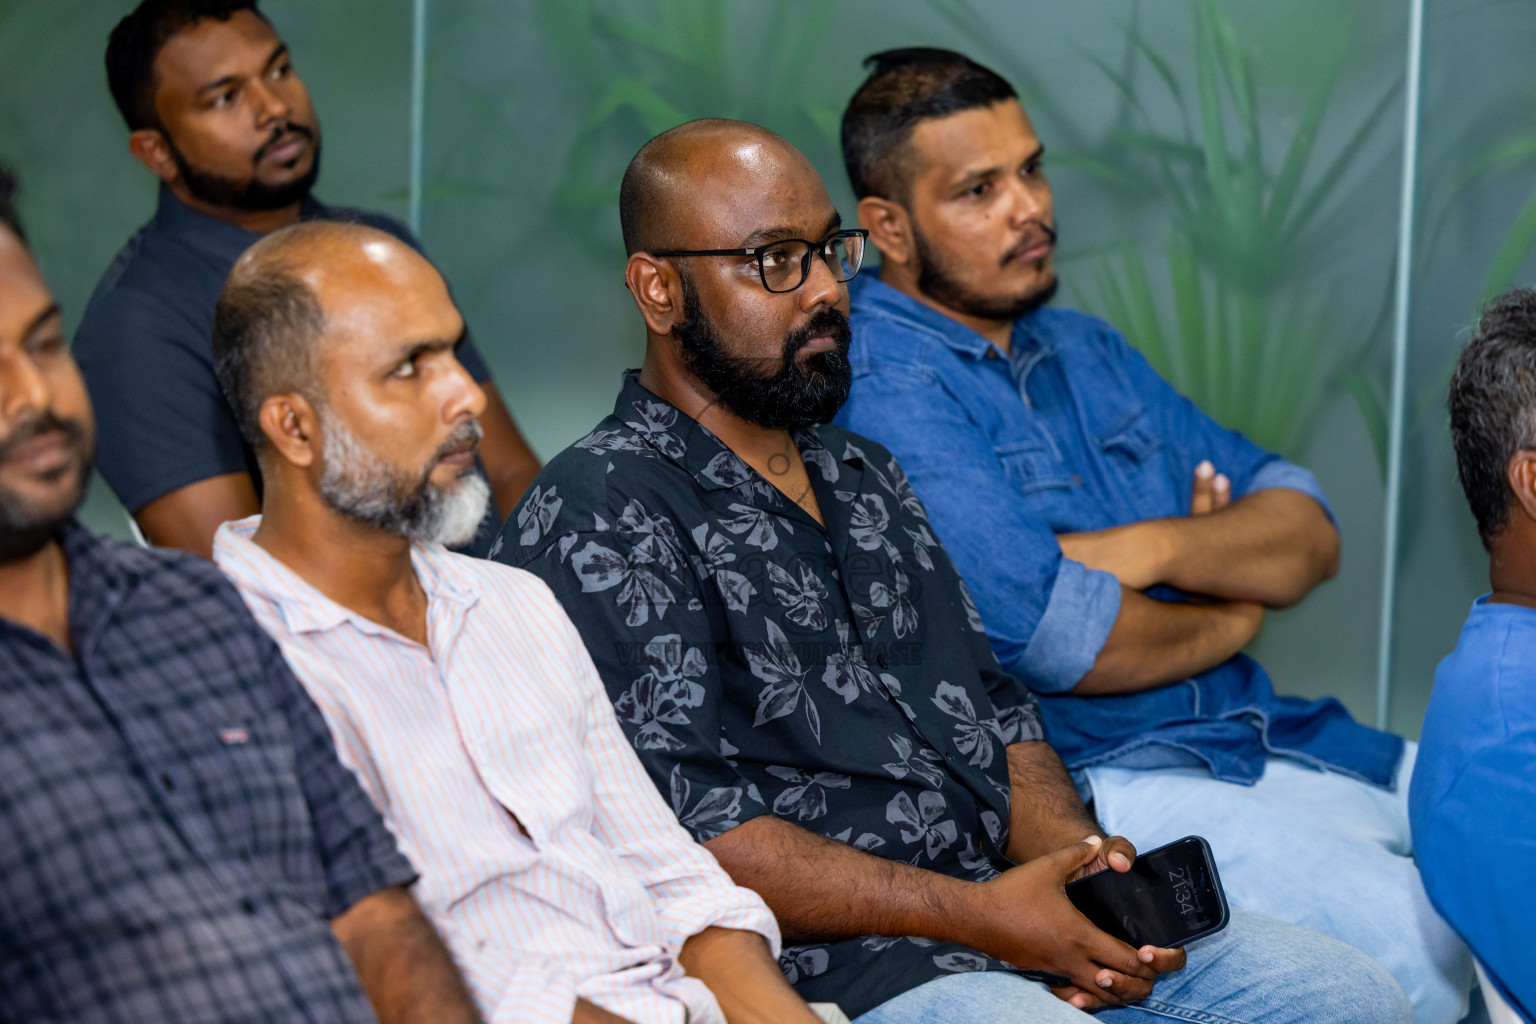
(852, 908, 1410, 1024)
(1084, 744, 1472, 1024)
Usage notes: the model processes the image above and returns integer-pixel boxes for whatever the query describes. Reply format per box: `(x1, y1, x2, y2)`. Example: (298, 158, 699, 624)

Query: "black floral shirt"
(494, 372, 1050, 1016)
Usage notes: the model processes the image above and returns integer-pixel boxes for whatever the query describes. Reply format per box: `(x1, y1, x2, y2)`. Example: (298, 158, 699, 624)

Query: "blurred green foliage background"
(3, 0, 1535, 736)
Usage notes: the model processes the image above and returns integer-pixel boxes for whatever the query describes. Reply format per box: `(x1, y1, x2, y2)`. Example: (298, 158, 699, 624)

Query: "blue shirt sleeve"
(1247, 460, 1336, 526)
(74, 285, 253, 513)
(838, 367, 1120, 693)
(1412, 615, 1536, 1019)
(1414, 737, 1536, 1018)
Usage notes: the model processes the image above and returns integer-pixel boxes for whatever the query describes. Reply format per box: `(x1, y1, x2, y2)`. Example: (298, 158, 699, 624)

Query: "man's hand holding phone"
(1071, 832, 1136, 880)
(969, 836, 1186, 1011)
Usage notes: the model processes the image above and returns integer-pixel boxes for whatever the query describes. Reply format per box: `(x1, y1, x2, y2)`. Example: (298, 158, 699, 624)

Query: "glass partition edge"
(1376, 0, 1427, 730)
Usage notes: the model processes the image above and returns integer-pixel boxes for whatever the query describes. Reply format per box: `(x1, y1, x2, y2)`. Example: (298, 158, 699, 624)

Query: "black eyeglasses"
(652, 228, 869, 294)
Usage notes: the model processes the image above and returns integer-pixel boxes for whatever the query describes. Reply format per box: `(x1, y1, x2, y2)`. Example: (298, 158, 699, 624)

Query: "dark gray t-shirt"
(75, 187, 492, 513)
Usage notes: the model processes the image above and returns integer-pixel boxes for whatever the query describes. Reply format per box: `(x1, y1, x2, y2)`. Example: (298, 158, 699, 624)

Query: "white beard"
(318, 412, 489, 548)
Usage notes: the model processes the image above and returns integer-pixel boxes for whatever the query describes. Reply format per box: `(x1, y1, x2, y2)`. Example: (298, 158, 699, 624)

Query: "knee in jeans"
(1342, 950, 1414, 1024)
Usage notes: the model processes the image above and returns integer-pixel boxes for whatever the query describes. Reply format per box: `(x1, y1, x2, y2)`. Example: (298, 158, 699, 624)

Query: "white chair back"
(1477, 959, 1523, 1024)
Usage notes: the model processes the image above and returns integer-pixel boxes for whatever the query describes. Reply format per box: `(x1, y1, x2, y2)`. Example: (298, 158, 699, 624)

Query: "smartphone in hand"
(1065, 835, 1229, 949)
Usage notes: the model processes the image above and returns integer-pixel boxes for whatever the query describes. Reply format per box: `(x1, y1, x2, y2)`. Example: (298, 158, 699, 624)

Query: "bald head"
(212, 220, 453, 448)
(619, 118, 826, 256)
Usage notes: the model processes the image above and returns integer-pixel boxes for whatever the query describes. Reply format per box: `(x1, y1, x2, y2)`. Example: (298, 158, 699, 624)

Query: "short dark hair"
(0, 165, 23, 244)
(841, 47, 1017, 202)
(106, 0, 267, 132)
(212, 255, 323, 449)
(1449, 287, 1536, 548)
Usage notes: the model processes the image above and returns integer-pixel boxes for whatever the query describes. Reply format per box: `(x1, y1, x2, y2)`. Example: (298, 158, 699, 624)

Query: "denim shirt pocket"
(995, 436, 1080, 528)
(995, 437, 1073, 492)
(1094, 407, 1174, 521)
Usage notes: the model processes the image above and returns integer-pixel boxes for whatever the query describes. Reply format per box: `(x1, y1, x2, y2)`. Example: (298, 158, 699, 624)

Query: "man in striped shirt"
(208, 219, 820, 1024)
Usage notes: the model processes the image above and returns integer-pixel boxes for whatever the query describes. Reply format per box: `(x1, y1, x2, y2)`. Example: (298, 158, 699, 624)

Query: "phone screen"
(1064, 835, 1228, 949)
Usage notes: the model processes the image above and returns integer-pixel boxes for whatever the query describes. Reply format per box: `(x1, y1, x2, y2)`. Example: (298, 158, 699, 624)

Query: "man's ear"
(258, 392, 319, 469)
(858, 195, 914, 268)
(624, 253, 683, 336)
(127, 128, 180, 186)
(1507, 450, 1536, 525)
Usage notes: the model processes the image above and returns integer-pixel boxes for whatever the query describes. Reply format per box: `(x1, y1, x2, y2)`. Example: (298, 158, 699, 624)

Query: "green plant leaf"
(1282, 79, 1397, 248)
(1483, 184, 1536, 298)
(579, 76, 691, 136)
(1049, 153, 1138, 188)
(806, 101, 842, 148)
(592, 11, 705, 65)
(1192, 3, 1235, 223)
(1341, 369, 1389, 477)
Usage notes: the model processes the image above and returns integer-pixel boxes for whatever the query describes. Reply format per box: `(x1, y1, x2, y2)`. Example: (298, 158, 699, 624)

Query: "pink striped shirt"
(213, 517, 779, 1024)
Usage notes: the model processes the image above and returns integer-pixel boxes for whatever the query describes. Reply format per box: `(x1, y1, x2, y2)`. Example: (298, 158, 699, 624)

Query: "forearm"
(135, 471, 260, 559)
(679, 927, 821, 1024)
(1004, 740, 1102, 864)
(703, 816, 980, 947)
(1073, 588, 1263, 695)
(709, 815, 1167, 1006)
(1153, 490, 1338, 604)
(332, 887, 481, 1024)
(1059, 490, 1338, 606)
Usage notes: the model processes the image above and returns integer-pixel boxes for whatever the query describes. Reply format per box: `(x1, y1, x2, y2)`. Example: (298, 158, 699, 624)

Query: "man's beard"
(913, 219, 1060, 322)
(0, 413, 94, 563)
(673, 274, 853, 430)
(317, 414, 490, 548)
(165, 122, 322, 212)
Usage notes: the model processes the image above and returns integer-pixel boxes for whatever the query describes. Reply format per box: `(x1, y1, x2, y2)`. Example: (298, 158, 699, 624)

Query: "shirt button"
(1072, 474, 1082, 486)
(239, 898, 257, 915)
(159, 773, 175, 792)
(876, 653, 889, 669)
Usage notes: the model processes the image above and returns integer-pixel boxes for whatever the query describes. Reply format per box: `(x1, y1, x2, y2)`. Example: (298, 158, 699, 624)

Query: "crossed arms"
(1061, 462, 1338, 695)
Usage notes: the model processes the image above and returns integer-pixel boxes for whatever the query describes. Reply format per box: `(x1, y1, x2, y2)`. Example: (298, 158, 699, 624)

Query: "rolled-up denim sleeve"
(1247, 459, 1336, 527)
(1012, 558, 1122, 694)
(837, 365, 1113, 693)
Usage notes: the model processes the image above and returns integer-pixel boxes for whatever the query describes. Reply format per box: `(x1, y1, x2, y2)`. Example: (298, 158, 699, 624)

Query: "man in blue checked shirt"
(0, 166, 479, 1024)
(833, 48, 1471, 1023)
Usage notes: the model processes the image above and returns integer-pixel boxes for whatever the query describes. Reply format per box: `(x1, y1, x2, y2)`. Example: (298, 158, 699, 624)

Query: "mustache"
(783, 307, 852, 359)
(431, 419, 484, 467)
(1002, 222, 1059, 266)
(0, 412, 87, 463)
(253, 122, 315, 164)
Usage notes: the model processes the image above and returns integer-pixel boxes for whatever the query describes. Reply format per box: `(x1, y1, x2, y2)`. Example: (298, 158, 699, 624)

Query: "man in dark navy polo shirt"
(0, 166, 481, 1023)
(74, 0, 540, 557)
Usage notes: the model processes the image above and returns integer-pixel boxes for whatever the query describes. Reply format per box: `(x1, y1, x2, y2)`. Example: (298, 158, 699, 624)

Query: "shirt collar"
(151, 186, 332, 266)
(610, 370, 863, 497)
(848, 272, 1052, 359)
(213, 516, 478, 638)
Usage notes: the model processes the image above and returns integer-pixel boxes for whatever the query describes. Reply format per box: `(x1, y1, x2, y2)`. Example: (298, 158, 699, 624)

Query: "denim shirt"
(838, 275, 1402, 788)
